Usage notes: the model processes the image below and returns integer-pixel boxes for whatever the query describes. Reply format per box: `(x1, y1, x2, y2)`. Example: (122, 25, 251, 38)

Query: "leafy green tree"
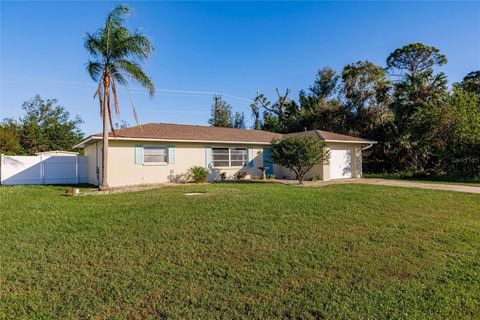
(0, 119, 22, 154)
(233, 111, 246, 129)
(296, 94, 349, 133)
(250, 96, 262, 130)
(270, 136, 329, 184)
(456, 71, 480, 96)
(20, 96, 83, 154)
(387, 69, 448, 172)
(341, 61, 392, 133)
(0, 96, 83, 155)
(309, 67, 339, 100)
(209, 95, 233, 127)
(386, 42, 447, 75)
(85, 4, 155, 190)
(294, 68, 350, 134)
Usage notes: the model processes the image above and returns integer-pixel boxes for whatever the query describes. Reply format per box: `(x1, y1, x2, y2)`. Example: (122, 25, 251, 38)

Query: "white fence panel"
(0, 155, 88, 185)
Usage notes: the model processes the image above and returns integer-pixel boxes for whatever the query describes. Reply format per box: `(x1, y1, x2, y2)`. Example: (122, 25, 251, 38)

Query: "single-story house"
(73, 123, 375, 187)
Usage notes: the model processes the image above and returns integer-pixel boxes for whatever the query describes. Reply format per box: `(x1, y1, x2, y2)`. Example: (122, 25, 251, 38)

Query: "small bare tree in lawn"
(270, 136, 329, 184)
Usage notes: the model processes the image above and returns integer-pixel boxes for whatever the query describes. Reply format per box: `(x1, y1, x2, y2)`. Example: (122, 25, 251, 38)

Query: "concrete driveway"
(282, 178, 480, 194)
(352, 178, 480, 194)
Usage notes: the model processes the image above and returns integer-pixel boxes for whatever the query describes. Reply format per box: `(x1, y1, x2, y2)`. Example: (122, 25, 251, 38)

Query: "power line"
(2, 75, 254, 104)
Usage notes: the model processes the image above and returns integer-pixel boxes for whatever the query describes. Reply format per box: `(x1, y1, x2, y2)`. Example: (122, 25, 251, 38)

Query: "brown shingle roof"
(75, 123, 374, 148)
(286, 130, 375, 143)
(93, 123, 283, 143)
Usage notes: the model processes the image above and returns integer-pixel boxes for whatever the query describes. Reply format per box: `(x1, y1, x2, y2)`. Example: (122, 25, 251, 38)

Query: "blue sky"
(1, 1, 479, 134)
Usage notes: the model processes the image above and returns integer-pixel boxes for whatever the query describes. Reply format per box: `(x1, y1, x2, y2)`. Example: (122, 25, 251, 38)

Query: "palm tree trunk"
(100, 76, 111, 190)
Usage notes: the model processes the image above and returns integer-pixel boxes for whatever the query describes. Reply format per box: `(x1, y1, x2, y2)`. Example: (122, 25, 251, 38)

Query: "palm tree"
(85, 5, 154, 190)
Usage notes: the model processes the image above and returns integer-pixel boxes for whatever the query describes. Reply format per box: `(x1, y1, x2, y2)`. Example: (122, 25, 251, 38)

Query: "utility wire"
(2, 75, 254, 104)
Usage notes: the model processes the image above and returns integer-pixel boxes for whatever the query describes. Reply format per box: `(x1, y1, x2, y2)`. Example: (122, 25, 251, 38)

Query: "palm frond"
(111, 79, 121, 116)
(84, 32, 103, 58)
(117, 59, 155, 97)
(94, 82, 104, 117)
(106, 97, 116, 137)
(106, 5, 132, 30)
(112, 31, 153, 61)
(86, 60, 103, 82)
(125, 86, 140, 125)
(111, 66, 128, 86)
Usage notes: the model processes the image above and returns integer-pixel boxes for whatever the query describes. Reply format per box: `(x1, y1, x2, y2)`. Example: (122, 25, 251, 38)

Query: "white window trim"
(212, 147, 247, 168)
(143, 145, 168, 166)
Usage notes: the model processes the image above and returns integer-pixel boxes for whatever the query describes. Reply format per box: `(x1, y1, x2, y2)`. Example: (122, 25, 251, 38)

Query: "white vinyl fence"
(0, 154, 88, 185)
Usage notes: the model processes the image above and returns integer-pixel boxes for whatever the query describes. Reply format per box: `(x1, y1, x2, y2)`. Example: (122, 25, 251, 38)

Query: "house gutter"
(73, 136, 276, 149)
(74, 134, 377, 149)
(361, 142, 375, 151)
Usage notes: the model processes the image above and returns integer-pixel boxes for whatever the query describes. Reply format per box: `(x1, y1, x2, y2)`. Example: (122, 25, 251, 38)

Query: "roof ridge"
(126, 122, 273, 133)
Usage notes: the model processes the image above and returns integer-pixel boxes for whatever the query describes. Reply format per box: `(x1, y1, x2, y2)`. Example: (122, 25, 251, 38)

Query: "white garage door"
(329, 147, 353, 179)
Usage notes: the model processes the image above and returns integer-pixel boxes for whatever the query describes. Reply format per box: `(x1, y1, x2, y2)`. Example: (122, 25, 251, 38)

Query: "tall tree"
(250, 93, 262, 130)
(233, 112, 246, 129)
(0, 118, 22, 155)
(341, 61, 392, 134)
(209, 95, 233, 127)
(295, 68, 349, 134)
(456, 71, 480, 96)
(309, 67, 339, 100)
(386, 42, 447, 76)
(85, 4, 155, 190)
(0, 96, 83, 155)
(254, 89, 297, 133)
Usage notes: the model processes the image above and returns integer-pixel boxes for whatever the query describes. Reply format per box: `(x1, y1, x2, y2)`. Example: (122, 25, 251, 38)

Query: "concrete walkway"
(280, 178, 480, 194)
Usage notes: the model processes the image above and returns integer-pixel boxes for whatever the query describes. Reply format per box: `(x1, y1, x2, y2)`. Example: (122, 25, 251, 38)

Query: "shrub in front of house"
(271, 136, 329, 185)
(186, 166, 209, 183)
(220, 172, 227, 182)
(236, 170, 247, 180)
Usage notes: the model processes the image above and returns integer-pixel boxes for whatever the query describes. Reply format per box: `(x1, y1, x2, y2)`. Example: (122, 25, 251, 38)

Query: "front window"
(144, 146, 167, 163)
(212, 148, 247, 167)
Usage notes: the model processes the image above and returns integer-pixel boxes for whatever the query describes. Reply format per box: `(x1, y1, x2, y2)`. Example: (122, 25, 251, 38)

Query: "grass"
(364, 172, 480, 186)
(1, 183, 479, 319)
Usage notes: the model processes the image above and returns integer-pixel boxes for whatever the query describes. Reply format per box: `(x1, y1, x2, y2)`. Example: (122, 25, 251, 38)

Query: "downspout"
(361, 143, 374, 151)
(96, 142, 99, 186)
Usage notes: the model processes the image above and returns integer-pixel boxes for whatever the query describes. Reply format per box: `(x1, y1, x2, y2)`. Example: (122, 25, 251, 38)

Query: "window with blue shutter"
(168, 146, 175, 164)
(247, 148, 254, 167)
(205, 146, 212, 169)
(135, 144, 144, 165)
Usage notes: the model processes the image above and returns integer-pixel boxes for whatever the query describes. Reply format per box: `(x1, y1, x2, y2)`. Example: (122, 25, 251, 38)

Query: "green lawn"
(1, 183, 479, 319)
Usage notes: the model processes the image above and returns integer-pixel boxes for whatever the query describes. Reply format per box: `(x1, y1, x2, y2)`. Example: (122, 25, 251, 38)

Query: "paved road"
(351, 178, 480, 194)
(282, 178, 480, 194)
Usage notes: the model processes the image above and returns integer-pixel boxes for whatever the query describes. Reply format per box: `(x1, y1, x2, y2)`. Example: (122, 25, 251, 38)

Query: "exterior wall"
(101, 140, 267, 187)
(83, 142, 101, 186)
(324, 143, 363, 180)
(82, 140, 365, 187)
(273, 142, 363, 181)
(355, 145, 362, 178)
(274, 161, 326, 180)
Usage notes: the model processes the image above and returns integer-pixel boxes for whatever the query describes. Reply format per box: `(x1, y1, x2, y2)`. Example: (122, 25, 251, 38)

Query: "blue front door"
(263, 148, 274, 175)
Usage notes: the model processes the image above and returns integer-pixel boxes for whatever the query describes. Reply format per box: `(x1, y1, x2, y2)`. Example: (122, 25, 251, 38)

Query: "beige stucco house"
(74, 123, 375, 187)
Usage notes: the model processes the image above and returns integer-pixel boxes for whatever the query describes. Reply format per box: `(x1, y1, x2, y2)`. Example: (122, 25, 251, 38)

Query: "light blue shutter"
(205, 146, 212, 169)
(168, 146, 175, 164)
(135, 144, 143, 165)
(263, 147, 274, 175)
(247, 148, 254, 167)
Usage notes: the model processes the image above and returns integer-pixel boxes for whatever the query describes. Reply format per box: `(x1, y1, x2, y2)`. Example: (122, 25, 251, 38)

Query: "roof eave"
(323, 139, 377, 144)
(73, 135, 274, 148)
